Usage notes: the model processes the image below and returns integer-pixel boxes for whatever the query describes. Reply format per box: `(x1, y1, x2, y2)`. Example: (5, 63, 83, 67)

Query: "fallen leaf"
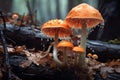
(114, 67, 120, 73)
(15, 45, 26, 52)
(37, 58, 48, 65)
(106, 59, 120, 67)
(0, 68, 3, 80)
(101, 72, 107, 79)
(19, 60, 32, 68)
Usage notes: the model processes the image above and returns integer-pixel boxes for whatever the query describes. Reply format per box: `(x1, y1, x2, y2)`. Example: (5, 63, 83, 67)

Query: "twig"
(26, 0, 34, 24)
(11, 72, 22, 80)
(20, 13, 25, 26)
(0, 11, 6, 30)
(0, 11, 12, 80)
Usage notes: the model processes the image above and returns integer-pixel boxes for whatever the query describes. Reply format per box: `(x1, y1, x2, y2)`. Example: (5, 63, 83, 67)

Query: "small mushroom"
(92, 54, 99, 65)
(72, 46, 85, 67)
(12, 13, 19, 20)
(92, 54, 98, 60)
(87, 53, 92, 57)
(57, 40, 74, 66)
(11, 12, 19, 25)
(86, 53, 93, 64)
(87, 53, 92, 58)
(41, 19, 72, 64)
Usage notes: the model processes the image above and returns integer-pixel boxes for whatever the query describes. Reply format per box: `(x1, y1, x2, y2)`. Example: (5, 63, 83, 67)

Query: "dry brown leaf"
(50, 61, 57, 68)
(106, 59, 120, 67)
(114, 67, 120, 73)
(101, 72, 107, 79)
(100, 66, 114, 79)
(23, 50, 55, 66)
(15, 45, 26, 52)
(0, 68, 3, 80)
(7, 47, 15, 53)
(88, 67, 95, 80)
(37, 58, 48, 65)
(100, 66, 114, 73)
(0, 46, 4, 53)
(19, 60, 32, 68)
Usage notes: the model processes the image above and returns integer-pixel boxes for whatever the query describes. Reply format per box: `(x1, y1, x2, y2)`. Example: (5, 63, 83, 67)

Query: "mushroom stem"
(78, 53, 84, 67)
(63, 48, 68, 66)
(80, 20, 88, 68)
(74, 54, 78, 66)
(74, 53, 83, 67)
(53, 30, 62, 64)
(40, 42, 54, 59)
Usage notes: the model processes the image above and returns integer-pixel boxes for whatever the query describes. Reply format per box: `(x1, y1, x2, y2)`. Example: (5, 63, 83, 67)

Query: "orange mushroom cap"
(12, 13, 19, 19)
(87, 53, 92, 57)
(41, 19, 72, 38)
(65, 3, 104, 28)
(57, 40, 74, 49)
(72, 46, 85, 53)
(92, 54, 98, 59)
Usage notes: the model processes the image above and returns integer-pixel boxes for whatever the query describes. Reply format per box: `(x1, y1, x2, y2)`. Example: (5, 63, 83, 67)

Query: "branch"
(0, 11, 12, 80)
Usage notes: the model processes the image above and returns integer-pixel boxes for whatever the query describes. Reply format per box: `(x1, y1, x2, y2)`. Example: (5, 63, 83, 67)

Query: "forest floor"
(0, 44, 120, 80)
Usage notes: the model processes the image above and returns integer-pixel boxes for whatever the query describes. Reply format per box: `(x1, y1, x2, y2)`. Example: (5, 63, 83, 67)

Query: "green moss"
(108, 38, 120, 45)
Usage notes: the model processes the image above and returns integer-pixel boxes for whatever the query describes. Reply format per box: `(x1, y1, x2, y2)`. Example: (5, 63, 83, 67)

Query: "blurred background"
(0, 0, 98, 23)
(0, 0, 120, 41)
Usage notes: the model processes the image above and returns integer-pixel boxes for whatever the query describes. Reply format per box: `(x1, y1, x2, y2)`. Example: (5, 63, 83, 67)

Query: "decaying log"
(0, 24, 53, 50)
(0, 24, 120, 62)
(87, 40, 120, 62)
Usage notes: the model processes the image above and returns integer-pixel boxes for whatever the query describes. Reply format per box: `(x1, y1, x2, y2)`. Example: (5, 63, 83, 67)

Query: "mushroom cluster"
(57, 40, 74, 66)
(65, 3, 104, 68)
(41, 19, 72, 64)
(41, 3, 104, 68)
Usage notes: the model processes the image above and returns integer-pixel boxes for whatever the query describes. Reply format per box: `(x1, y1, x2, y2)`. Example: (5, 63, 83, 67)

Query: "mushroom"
(72, 46, 85, 67)
(86, 53, 93, 65)
(41, 19, 72, 64)
(12, 13, 19, 20)
(57, 40, 74, 66)
(65, 3, 104, 67)
(87, 53, 92, 59)
(92, 54, 98, 60)
(92, 54, 99, 65)
(11, 12, 19, 24)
